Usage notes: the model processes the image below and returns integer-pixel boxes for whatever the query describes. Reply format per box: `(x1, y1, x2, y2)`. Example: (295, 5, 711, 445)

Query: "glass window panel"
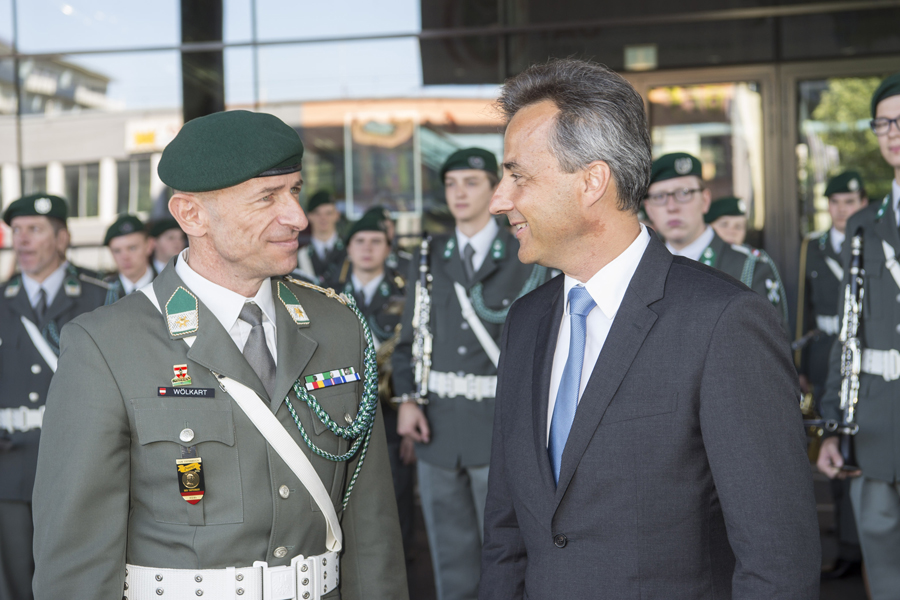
(796, 76, 892, 236)
(256, 0, 419, 41)
(116, 159, 129, 213)
(781, 9, 900, 61)
(23, 166, 46, 195)
(512, 0, 777, 25)
(64, 164, 79, 216)
(84, 162, 99, 216)
(136, 156, 151, 212)
(224, 0, 253, 43)
(648, 82, 765, 243)
(0, 0, 12, 55)
(420, 35, 500, 85)
(225, 47, 256, 108)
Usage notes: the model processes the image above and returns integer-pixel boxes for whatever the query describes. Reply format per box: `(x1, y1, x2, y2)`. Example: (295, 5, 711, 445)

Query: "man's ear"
(169, 193, 206, 238)
(700, 187, 712, 215)
(583, 160, 612, 208)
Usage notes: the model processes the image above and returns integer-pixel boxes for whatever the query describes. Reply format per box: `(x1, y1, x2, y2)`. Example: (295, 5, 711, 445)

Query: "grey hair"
(497, 59, 652, 213)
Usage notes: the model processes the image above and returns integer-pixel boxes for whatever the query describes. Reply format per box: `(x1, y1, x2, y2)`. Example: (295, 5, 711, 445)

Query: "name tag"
(158, 387, 215, 397)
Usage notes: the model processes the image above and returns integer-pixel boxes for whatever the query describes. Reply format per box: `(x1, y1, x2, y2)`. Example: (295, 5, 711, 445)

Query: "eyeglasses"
(644, 188, 703, 206)
(870, 116, 900, 136)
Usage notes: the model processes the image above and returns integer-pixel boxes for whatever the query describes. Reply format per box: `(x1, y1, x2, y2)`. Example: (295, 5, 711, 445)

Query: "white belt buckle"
(884, 349, 900, 382)
(254, 560, 295, 600)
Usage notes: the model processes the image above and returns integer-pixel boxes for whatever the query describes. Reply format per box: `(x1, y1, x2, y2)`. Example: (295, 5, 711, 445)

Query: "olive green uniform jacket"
(821, 197, 900, 483)
(32, 263, 408, 600)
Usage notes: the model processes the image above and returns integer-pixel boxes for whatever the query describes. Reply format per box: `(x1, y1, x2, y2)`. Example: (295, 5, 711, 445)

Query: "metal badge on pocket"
(176, 456, 205, 504)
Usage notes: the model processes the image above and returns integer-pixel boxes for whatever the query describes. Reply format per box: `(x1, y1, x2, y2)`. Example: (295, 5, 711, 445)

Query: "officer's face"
(445, 170, 496, 225)
(201, 173, 306, 281)
(154, 228, 187, 264)
(875, 95, 900, 172)
(491, 100, 585, 267)
(643, 176, 711, 249)
(307, 204, 339, 237)
(828, 192, 868, 233)
(347, 231, 390, 274)
(710, 215, 747, 246)
(109, 232, 152, 283)
(11, 216, 68, 281)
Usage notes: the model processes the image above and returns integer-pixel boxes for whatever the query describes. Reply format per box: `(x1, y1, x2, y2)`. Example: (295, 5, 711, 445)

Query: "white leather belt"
(124, 552, 339, 600)
(428, 371, 496, 401)
(862, 349, 900, 382)
(0, 406, 45, 433)
(816, 314, 840, 336)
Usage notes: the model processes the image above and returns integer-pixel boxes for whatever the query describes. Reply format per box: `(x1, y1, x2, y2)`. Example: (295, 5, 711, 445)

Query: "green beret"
(824, 171, 866, 197)
(704, 196, 746, 224)
(147, 218, 182, 238)
(158, 110, 304, 193)
(871, 72, 900, 118)
(104, 214, 146, 246)
(650, 152, 702, 184)
(363, 205, 393, 223)
(3, 193, 68, 225)
(306, 190, 334, 213)
(345, 212, 388, 245)
(440, 147, 498, 181)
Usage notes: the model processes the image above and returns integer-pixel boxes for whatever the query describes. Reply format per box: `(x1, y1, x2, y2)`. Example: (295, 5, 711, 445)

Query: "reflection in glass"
(23, 166, 46, 195)
(256, 0, 418, 41)
(648, 82, 765, 239)
(65, 163, 100, 218)
(117, 156, 152, 214)
(796, 77, 892, 235)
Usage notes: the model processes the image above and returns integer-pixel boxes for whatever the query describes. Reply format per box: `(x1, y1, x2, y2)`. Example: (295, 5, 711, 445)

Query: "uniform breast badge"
(172, 364, 192, 386)
(176, 456, 205, 504)
(304, 367, 361, 391)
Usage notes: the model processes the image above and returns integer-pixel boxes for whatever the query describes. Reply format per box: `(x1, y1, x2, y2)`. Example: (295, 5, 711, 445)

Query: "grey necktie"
(463, 243, 476, 282)
(239, 303, 276, 399)
(34, 288, 48, 322)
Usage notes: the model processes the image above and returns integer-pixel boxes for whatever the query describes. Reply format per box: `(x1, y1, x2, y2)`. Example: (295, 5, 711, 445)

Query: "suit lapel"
(532, 279, 564, 491)
(271, 279, 318, 412)
(42, 286, 76, 328)
(9, 283, 37, 323)
(440, 241, 469, 286)
(552, 236, 669, 512)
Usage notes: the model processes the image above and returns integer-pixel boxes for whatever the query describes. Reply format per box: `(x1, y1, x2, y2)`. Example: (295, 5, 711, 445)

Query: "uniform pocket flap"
(133, 397, 235, 446)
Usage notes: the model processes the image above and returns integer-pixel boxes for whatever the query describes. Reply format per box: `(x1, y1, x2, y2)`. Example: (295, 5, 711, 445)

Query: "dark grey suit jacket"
(480, 235, 820, 600)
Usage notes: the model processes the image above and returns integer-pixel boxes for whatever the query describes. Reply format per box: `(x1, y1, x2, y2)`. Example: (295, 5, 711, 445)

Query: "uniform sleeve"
(699, 291, 820, 599)
(390, 248, 419, 397)
(32, 322, 131, 600)
(338, 319, 409, 600)
(798, 239, 815, 377)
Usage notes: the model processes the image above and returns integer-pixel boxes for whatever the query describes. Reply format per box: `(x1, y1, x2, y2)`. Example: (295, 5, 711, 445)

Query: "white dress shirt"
(119, 267, 155, 296)
(893, 179, 900, 227)
(547, 225, 651, 442)
(351, 272, 384, 307)
(456, 217, 500, 274)
(311, 232, 339, 261)
(829, 227, 845, 255)
(153, 258, 167, 275)
(666, 225, 716, 261)
(22, 261, 68, 309)
(174, 250, 278, 364)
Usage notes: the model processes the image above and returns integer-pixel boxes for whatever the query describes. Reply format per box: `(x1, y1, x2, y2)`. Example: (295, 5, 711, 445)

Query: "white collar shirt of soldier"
(21, 261, 68, 308)
(666, 225, 715, 262)
(351, 272, 384, 306)
(893, 179, 900, 226)
(455, 216, 499, 274)
(174, 249, 278, 363)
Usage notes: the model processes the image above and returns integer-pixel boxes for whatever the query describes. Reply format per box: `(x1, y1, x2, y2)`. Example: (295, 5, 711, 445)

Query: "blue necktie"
(548, 285, 596, 485)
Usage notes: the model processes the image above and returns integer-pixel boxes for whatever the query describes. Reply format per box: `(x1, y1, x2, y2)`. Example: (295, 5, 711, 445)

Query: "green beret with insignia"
(440, 147, 498, 181)
(824, 170, 866, 197)
(3, 193, 69, 225)
(147, 218, 182, 238)
(704, 196, 747, 224)
(871, 72, 900, 118)
(306, 190, 334, 213)
(158, 110, 304, 193)
(104, 214, 146, 246)
(650, 152, 702, 184)
(345, 212, 389, 245)
(363, 205, 393, 224)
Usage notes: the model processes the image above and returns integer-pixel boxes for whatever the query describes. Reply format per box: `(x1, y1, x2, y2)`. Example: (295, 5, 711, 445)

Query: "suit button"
(274, 546, 288, 558)
(811, 271, 818, 278)
(896, 324, 900, 334)
(179, 428, 195, 443)
(31, 364, 41, 374)
(461, 322, 469, 330)
(553, 534, 567, 548)
(279, 485, 290, 499)
(457, 346, 467, 355)
(29, 392, 39, 402)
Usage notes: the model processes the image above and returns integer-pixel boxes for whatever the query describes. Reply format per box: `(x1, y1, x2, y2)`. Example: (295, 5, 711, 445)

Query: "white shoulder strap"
(823, 256, 844, 282)
(20, 316, 58, 372)
(883, 240, 900, 292)
(453, 282, 500, 368)
(139, 284, 342, 552)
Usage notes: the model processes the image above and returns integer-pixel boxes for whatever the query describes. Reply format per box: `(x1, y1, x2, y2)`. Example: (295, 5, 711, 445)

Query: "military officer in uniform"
(392, 147, 549, 600)
(706, 195, 748, 246)
(818, 72, 900, 599)
(295, 191, 346, 288)
(148, 218, 188, 274)
(0, 193, 108, 600)
(32, 110, 408, 600)
(341, 213, 414, 558)
(362, 205, 412, 277)
(103, 214, 157, 302)
(644, 152, 789, 333)
(798, 170, 868, 579)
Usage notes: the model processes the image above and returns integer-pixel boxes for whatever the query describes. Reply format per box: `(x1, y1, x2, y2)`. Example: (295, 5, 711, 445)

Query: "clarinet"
(392, 236, 433, 406)
(835, 228, 865, 469)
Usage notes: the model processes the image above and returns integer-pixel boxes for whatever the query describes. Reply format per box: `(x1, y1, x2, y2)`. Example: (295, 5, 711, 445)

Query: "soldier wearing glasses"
(817, 72, 900, 599)
(643, 152, 789, 334)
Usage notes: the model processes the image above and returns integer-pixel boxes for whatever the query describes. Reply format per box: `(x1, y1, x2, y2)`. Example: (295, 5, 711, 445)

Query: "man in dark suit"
(480, 58, 820, 599)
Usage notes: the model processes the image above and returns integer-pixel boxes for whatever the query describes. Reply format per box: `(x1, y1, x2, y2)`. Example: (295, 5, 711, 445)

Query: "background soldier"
(296, 190, 346, 288)
(32, 110, 407, 599)
(103, 214, 156, 302)
(392, 147, 549, 600)
(148, 217, 188, 274)
(644, 152, 790, 334)
(0, 193, 107, 600)
(362, 205, 412, 276)
(798, 170, 868, 579)
(706, 195, 748, 246)
(818, 72, 900, 599)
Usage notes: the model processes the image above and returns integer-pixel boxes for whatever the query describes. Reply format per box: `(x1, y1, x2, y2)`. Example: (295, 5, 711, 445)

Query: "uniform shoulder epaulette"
(79, 273, 112, 290)
(730, 243, 751, 256)
(284, 275, 350, 306)
(806, 230, 827, 240)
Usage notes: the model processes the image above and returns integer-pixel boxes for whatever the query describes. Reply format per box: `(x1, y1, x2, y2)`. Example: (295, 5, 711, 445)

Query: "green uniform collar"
(700, 245, 717, 267)
(442, 230, 507, 261)
(876, 193, 891, 221)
